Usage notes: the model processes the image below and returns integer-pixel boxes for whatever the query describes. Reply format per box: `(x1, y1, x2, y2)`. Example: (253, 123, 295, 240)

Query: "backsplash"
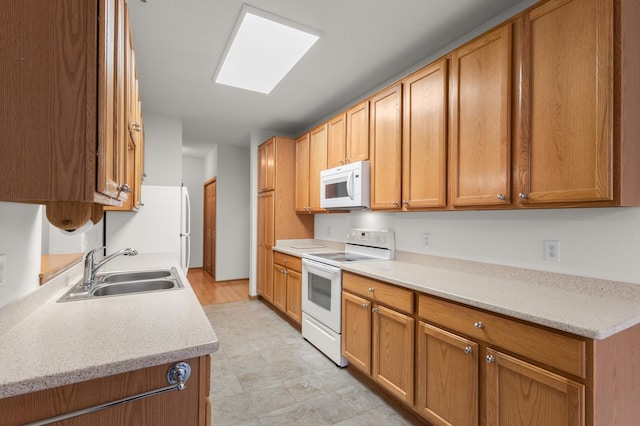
(314, 207, 640, 285)
(0, 202, 42, 308)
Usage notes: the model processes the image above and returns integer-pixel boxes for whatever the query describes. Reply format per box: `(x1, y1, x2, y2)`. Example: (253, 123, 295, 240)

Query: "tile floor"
(203, 300, 419, 425)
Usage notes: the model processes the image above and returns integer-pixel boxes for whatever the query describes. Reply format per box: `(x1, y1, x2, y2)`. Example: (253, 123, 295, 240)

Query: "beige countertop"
(273, 239, 345, 256)
(277, 240, 640, 340)
(0, 254, 219, 399)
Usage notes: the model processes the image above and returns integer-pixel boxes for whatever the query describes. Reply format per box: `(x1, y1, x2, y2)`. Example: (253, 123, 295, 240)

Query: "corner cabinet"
(256, 137, 313, 302)
(0, 0, 137, 209)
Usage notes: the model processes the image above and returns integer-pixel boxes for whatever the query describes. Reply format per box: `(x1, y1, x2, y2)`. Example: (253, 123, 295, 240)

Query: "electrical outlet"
(423, 233, 431, 246)
(0, 254, 6, 286)
(544, 240, 560, 262)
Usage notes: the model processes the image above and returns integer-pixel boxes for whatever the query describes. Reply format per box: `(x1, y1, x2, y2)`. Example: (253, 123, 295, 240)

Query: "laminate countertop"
(276, 240, 640, 340)
(0, 254, 218, 399)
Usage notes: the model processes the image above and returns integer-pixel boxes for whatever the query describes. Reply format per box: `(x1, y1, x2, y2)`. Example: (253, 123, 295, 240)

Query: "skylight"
(214, 5, 320, 94)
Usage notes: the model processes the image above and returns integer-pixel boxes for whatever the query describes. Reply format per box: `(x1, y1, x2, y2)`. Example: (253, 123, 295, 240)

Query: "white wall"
(143, 113, 183, 186)
(314, 207, 640, 285)
(182, 155, 205, 268)
(204, 144, 252, 281)
(0, 202, 43, 308)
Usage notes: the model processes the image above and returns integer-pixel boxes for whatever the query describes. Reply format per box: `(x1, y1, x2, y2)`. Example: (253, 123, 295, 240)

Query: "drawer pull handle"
(474, 321, 484, 329)
(372, 307, 378, 313)
(464, 346, 473, 354)
(486, 354, 495, 363)
(362, 303, 369, 310)
(518, 192, 528, 200)
(368, 287, 374, 292)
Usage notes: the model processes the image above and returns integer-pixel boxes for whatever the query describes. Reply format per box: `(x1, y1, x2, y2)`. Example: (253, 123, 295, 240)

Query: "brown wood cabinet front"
(514, 0, 614, 206)
(449, 24, 512, 207)
(402, 58, 448, 210)
(370, 84, 403, 210)
(327, 113, 348, 169)
(258, 138, 275, 193)
(327, 101, 370, 168)
(0, 0, 132, 206)
(295, 134, 311, 212)
(273, 252, 303, 325)
(0, 356, 211, 426)
(309, 124, 328, 212)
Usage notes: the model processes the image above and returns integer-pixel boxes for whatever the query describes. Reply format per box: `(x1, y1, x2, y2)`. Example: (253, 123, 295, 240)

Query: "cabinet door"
(486, 349, 585, 426)
(346, 101, 370, 164)
(449, 24, 511, 207)
(258, 138, 274, 193)
(309, 124, 328, 212)
(372, 304, 414, 404)
(515, 0, 613, 204)
(402, 59, 448, 209)
(327, 113, 347, 168)
(417, 322, 478, 426)
(286, 269, 302, 324)
(295, 133, 310, 212)
(342, 292, 372, 374)
(263, 191, 274, 247)
(370, 84, 403, 210)
(273, 264, 287, 312)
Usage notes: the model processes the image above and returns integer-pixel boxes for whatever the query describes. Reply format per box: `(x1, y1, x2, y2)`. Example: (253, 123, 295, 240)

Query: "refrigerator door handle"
(184, 234, 191, 272)
(183, 188, 191, 235)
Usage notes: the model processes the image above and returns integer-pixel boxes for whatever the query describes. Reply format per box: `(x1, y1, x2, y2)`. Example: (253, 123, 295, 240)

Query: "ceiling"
(128, 0, 530, 157)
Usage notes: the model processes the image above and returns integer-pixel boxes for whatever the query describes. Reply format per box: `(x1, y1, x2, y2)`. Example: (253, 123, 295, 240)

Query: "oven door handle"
(302, 258, 341, 275)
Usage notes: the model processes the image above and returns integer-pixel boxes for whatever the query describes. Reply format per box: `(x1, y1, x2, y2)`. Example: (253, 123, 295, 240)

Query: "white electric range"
(301, 229, 395, 367)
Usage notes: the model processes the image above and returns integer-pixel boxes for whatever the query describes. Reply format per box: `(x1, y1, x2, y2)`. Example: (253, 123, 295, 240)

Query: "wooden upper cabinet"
(309, 123, 328, 212)
(0, 0, 137, 210)
(401, 59, 448, 210)
(327, 113, 347, 169)
(370, 84, 403, 210)
(295, 133, 311, 212)
(346, 101, 370, 164)
(514, 0, 614, 205)
(258, 138, 275, 193)
(449, 24, 512, 207)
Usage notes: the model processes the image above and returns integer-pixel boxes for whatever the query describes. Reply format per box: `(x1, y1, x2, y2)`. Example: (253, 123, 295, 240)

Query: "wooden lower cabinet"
(342, 291, 373, 373)
(0, 356, 211, 426)
(485, 349, 584, 426)
(417, 322, 479, 426)
(270, 252, 303, 325)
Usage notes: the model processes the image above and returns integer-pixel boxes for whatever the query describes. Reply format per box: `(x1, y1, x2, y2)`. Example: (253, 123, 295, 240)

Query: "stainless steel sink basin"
(58, 267, 184, 302)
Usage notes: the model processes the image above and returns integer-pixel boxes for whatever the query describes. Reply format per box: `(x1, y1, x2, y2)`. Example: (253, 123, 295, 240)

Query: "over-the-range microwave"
(320, 160, 370, 210)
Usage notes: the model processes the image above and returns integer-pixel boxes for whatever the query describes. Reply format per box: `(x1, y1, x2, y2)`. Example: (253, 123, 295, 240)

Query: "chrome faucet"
(82, 246, 138, 291)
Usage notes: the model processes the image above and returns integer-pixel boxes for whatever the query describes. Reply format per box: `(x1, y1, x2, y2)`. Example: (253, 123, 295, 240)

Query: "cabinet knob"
(132, 122, 142, 132)
(518, 193, 528, 200)
(392, 201, 399, 206)
(118, 183, 131, 194)
(402, 200, 409, 206)
(474, 321, 484, 329)
(497, 194, 505, 200)
(486, 354, 495, 363)
(368, 287, 374, 292)
(372, 307, 378, 313)
(464, 346, 473, 354)
(362, 303, 369, 310)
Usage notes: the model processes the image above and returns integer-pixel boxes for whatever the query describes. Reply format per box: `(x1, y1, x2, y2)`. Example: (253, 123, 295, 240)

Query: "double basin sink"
(58, 267, 184, 302)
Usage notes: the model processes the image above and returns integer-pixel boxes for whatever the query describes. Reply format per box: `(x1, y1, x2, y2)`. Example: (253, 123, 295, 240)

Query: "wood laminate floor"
(187, 268, 250, 305)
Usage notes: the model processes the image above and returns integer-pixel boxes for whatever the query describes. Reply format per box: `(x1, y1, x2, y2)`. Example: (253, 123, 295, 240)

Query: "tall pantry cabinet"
(256, 137, 313, 302)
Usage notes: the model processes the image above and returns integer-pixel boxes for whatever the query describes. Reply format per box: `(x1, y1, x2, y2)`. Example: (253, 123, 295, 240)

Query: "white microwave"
(320, 161, 370, 210)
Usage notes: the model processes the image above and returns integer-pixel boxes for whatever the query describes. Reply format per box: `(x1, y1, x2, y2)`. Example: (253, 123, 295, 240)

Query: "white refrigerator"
(105, 185, 191, 272)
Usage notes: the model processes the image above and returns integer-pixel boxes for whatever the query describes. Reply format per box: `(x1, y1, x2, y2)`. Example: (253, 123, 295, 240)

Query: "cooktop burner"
(302, 229, 395, 267)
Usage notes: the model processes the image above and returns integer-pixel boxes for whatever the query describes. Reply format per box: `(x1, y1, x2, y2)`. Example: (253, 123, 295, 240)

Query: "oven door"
(301, 258, 342, 333)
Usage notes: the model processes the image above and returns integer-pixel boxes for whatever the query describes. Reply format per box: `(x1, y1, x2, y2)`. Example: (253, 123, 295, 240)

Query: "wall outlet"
(544, 240, 560, 262)
(423, 233, 431, 246)
(0, 254, 6, 286)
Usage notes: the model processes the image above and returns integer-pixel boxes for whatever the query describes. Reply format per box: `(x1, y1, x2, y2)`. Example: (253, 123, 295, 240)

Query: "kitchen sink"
(58, 267, 184, 302)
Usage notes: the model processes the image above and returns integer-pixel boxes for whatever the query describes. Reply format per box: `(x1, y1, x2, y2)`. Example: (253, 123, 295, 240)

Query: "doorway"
(203, 178, 216, 278)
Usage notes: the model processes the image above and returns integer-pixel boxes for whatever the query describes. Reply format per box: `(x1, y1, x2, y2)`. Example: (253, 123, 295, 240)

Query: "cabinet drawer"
(273, 252, 302, 272)
(343, 272, 413, 315)
(418, 295, 586, 378)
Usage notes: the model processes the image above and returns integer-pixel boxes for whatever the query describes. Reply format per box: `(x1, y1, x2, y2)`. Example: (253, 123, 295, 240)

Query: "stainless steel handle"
(392, 201, 399, 206)
(368, 287, 374, 292)
(518, 193, 528, 199)
(402, 200, 409, 206)
(362, 303, 369, 310)
(118, 183, 131, 194)
(474, 321, 484, 329)
(372, 307, 378, 313)
(132, 122, 142, 132)
(26, 362, 191, 426)
(486, 355, 495, 363)
(464, 346, 473, 354)
(497, 194, 505, 200)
